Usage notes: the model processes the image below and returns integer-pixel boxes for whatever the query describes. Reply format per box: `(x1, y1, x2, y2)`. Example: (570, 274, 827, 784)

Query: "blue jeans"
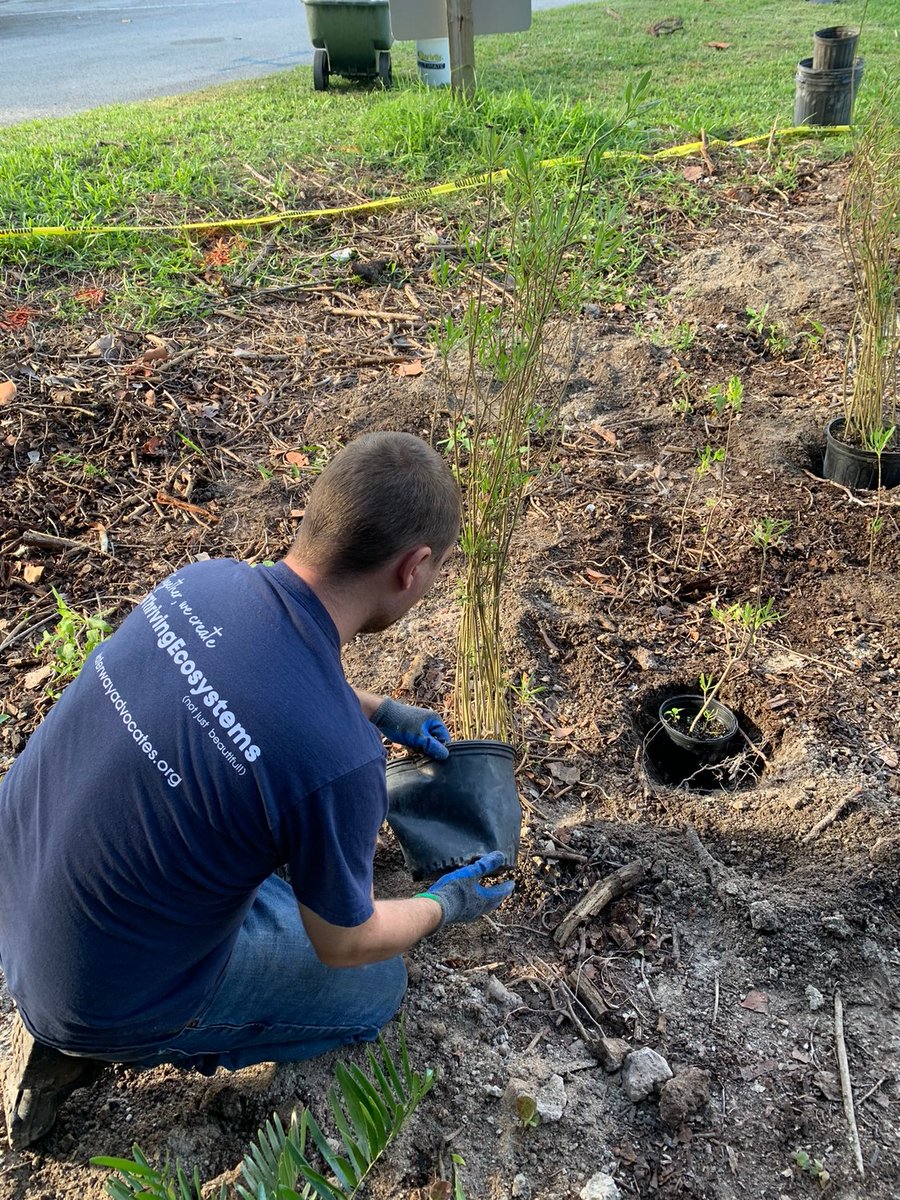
(115, 877, 407, 1075)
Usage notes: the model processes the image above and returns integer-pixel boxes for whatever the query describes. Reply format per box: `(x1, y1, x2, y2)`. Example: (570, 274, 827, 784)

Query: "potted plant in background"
(823, 94, 900, 489)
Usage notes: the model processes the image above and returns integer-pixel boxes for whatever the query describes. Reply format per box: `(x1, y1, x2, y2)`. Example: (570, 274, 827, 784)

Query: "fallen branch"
(801, 790, 861, 844)
(155, 492, 219, 523)
(323, 303, 424, 325)
(834, 990, 865, 1177)
(21, 529, 94, 553)
(554, 860, 645, 948)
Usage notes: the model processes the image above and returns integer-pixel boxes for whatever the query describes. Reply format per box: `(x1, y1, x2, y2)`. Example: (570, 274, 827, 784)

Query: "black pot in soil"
(823, 417, 900, 490)
(385, 739, 521, 881)
(658, 695, 738, 763)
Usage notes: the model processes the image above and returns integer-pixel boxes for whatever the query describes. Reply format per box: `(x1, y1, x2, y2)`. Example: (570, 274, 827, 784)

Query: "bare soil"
(2, 159, 899, 1200)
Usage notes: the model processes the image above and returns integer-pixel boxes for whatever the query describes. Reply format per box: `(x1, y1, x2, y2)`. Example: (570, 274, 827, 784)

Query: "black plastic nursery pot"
(385, 739, 521, 881)
(823, 417, 900, 490)
(794, 56, 863, 126)
(812, 26, 860, 71)
(658, 695, 738, 763)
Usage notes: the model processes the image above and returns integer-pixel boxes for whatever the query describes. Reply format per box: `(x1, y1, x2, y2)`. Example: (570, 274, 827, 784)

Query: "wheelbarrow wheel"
(313, 49, 329, 91)
(377, 51, 392, 88)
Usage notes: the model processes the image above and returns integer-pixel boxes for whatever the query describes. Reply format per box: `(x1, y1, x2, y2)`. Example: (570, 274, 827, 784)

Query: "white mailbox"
(389, 0, 531, 41)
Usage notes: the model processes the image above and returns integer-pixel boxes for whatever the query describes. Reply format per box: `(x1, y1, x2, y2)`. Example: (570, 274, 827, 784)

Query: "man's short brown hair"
(290, 432, 460, 576)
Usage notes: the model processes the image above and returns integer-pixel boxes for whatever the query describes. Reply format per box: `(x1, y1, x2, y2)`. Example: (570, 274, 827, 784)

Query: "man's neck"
(280, 555, 361, 644)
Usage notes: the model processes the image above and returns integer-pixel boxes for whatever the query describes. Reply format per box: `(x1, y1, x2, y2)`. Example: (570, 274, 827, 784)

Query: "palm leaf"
(97, 1029, 435, 1200)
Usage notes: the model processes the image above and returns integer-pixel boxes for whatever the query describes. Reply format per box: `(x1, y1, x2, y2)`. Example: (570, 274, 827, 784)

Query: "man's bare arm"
(299, 897, 442, 967)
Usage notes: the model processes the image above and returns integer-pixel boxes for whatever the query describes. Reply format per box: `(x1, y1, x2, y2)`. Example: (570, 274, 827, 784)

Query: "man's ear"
(396, 545, 432, 591)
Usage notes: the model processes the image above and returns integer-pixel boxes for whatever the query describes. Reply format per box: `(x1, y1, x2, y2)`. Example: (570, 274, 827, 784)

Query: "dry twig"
(834, 990, 865, 1177)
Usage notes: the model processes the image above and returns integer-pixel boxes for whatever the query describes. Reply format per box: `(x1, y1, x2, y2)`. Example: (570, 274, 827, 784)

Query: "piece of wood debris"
(554, 860, 645, 947)
(21, 529, 95, 553)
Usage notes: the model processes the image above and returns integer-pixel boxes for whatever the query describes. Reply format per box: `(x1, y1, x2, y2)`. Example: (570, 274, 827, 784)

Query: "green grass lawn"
(0, 0, 895, 326)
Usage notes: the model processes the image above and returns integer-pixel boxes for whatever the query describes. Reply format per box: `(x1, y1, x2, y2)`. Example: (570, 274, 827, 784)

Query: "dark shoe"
(3, 1014, 103, 1149)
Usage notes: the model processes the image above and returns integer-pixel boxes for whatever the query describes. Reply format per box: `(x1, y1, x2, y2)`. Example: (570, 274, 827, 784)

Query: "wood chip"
(24, 664, 53, 690)
(740, 990, 769, 1014)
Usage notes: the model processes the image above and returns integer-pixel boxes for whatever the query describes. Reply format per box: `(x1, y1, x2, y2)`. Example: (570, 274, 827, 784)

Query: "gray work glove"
(417, 851, 515, 927)
(371, 697, 451, 761)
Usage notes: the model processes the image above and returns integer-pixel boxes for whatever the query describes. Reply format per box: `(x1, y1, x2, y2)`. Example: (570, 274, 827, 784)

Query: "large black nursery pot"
(385, 739, 521, 881)
(794, 55, 863, 127)
(658, 694, 738, 763)
(823, 417, 900, 490)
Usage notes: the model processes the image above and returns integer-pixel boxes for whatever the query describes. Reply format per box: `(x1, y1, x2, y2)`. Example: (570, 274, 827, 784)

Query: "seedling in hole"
(688, 598, 781, 734)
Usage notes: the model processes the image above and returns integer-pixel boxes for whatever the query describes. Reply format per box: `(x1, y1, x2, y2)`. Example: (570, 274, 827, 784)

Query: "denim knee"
(367, 956, 407, 1029)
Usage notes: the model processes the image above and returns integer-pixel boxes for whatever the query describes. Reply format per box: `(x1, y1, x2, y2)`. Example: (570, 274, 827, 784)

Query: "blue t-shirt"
(0, 560, 387, 1053)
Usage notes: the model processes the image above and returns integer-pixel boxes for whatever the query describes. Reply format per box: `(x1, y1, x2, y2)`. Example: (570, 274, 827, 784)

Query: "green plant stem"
(694, 414, 733, 573)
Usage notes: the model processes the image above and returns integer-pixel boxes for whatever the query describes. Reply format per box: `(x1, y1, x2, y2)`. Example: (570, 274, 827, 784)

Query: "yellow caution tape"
(0, 125, 849, 241)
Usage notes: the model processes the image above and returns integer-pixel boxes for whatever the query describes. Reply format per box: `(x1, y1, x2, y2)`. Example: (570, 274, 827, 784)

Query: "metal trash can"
(303, 0, 393, 91)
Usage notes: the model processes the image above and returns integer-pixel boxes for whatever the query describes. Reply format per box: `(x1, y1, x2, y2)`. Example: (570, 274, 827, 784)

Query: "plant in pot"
(659, 597, 780, 764)
(385, 138, 627, 880)
(823, 95, 900, 490)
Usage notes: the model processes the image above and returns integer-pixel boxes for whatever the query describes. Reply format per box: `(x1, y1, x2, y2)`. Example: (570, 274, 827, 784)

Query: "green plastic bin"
(302, 0, 393, 90)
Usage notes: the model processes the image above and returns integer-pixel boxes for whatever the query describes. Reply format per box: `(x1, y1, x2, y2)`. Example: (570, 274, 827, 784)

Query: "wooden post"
(446, 0, 475, 97)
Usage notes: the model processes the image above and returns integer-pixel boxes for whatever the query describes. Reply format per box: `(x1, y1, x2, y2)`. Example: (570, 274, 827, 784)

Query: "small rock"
(822, 914, 854, 939)
(486, 975, 521, 1009)
(658, 1068, 711, 1127)
(621, 1047, 673, 1102)
(805, 985, 825, 1012)
(588, 1036, 630, 1073)
(749, 900, 782, 932)
(535, 1073, 567, 1122)
(580, 1173, 621, 1200)
(512, 1174, 531, 1198)
(483, 1083, 503, 1099)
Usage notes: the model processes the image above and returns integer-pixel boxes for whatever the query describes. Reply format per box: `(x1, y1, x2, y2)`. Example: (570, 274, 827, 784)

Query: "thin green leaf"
(92, 1157, 159, 1175)
(342, 1064, 389, 1145)
(379, 1037, 405, 1100)
(303, 1108, 357, 1192)
(328, 1090, 367, 1178)
(294, 1162, 344, 1200)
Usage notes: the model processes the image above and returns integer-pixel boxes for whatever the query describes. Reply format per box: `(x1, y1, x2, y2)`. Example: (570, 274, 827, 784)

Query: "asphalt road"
(0, 0, 312, 126)
(0, 0, 583, 127)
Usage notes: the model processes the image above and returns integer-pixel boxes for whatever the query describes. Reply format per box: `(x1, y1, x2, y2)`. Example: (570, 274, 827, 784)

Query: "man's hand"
(417, 851, 515, 927)
(371, 697, 451, 761)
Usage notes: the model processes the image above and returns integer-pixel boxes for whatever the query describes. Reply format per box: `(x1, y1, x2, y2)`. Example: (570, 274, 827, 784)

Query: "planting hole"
(636, 685, 768, 793)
